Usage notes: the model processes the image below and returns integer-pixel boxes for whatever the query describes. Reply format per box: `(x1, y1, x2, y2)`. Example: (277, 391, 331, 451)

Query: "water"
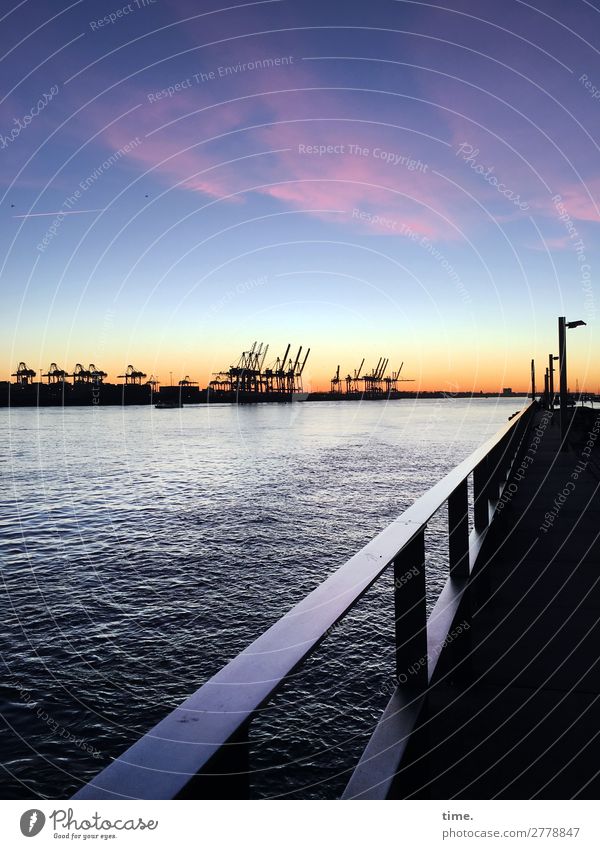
(0, 397, 523, 799)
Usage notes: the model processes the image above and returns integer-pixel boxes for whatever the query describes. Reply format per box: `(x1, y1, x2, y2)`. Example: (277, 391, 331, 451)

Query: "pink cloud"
(96, 92, 260, 201)
(550, 178, 600, 223)
(75, 72, 465, 240)
(250, 120, 457, 237)
(525, 235, 572, 252)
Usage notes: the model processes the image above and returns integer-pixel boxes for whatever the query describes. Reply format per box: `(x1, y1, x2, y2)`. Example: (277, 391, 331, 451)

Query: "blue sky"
(1, 0, 599, 390)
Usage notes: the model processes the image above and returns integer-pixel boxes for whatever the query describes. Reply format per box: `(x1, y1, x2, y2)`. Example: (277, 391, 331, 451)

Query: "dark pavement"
(394, 407, 600, 799)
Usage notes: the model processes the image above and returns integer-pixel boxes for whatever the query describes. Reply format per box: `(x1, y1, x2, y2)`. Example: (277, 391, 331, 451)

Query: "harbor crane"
(331, 365, 342, 394)
(178, 375, 198, 386)
(210, 341, 309, 396)
(292, 347, 310, 393)
(334, 358, 415, 396)
(72, 363, 107, 383)
(361, 357, 389, 395)
(43, 363, 68, 384)
(382, 362, 416, 393)
(12, 362, 36, 385)
(118, 365, 147, 385)
(345, 358, 365, 394)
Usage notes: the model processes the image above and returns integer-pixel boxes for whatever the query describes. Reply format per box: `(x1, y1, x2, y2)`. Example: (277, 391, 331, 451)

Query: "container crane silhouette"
(11, 362, 36, 385)
(42, 363, 68, 384)
(118, 365, 147, 385)
(345, 358, 365, 394)
(71, 363, 107, 383)
(383, 362, 415, 392)
(331, 365, 341, 394)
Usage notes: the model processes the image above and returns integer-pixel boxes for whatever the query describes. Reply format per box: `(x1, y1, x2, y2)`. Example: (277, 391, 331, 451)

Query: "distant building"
(502, 387, 513, 396)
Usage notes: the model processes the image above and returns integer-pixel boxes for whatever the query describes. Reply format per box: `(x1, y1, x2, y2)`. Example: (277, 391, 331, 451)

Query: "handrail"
(74, 401, 536, 800)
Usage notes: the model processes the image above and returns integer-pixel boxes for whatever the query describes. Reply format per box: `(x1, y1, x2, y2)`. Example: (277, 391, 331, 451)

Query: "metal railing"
(74, 401, 536, 800)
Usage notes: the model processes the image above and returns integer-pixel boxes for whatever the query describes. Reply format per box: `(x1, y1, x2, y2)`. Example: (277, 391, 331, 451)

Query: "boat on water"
(154, 400, 182, 409)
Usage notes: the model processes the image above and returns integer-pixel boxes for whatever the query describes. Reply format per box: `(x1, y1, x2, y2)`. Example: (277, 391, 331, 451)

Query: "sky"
(1, 0, 599, 392)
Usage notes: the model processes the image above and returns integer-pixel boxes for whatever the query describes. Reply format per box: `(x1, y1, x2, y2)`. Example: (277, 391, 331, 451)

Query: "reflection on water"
(0, 397, 522, 798)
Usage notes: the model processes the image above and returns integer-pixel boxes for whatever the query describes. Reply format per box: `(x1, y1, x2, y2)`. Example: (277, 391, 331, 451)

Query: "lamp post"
(548, 354, 559, 411)
(552, 354, 559, 417)
(558, 316, 586, 449)
(530, 358, 536, 401)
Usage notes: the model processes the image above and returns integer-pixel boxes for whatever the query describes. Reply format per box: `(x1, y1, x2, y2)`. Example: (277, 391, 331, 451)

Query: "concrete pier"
(395, 407, 600, 798)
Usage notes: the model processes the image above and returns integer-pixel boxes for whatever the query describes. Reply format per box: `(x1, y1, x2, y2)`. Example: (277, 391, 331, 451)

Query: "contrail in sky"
(13, 209, 105, 218)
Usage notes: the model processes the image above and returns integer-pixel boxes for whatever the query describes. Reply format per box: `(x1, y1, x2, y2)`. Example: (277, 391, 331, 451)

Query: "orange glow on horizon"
(3, 349, 599, 395)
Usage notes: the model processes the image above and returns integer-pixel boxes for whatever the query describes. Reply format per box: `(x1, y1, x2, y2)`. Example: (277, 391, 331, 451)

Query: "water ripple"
(0, 398, 520, 798)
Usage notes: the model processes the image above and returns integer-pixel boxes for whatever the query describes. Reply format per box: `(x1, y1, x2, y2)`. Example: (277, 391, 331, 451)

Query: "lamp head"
(566, 320, 586, 329)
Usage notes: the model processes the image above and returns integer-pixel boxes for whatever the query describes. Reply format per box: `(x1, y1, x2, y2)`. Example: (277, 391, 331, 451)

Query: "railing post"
(394, 529, 427, 691)
(487, 441, 506, 501)
(501, 423, 518, 476)
(448, 479, 469, 579)
(501, 406, 534, 487)
(473, 458, 490, 531)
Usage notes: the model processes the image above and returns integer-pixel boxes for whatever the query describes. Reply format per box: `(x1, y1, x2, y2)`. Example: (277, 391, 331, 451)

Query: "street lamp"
(548, 354, 559, 412)
(558, 316, 586, 449)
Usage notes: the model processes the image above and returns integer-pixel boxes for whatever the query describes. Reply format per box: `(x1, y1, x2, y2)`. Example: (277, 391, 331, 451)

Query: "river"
(0, 397, 524, 799)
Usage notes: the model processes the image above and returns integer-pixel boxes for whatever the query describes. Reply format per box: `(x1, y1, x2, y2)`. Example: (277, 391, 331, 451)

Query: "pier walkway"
(388, 406, 600, 799)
